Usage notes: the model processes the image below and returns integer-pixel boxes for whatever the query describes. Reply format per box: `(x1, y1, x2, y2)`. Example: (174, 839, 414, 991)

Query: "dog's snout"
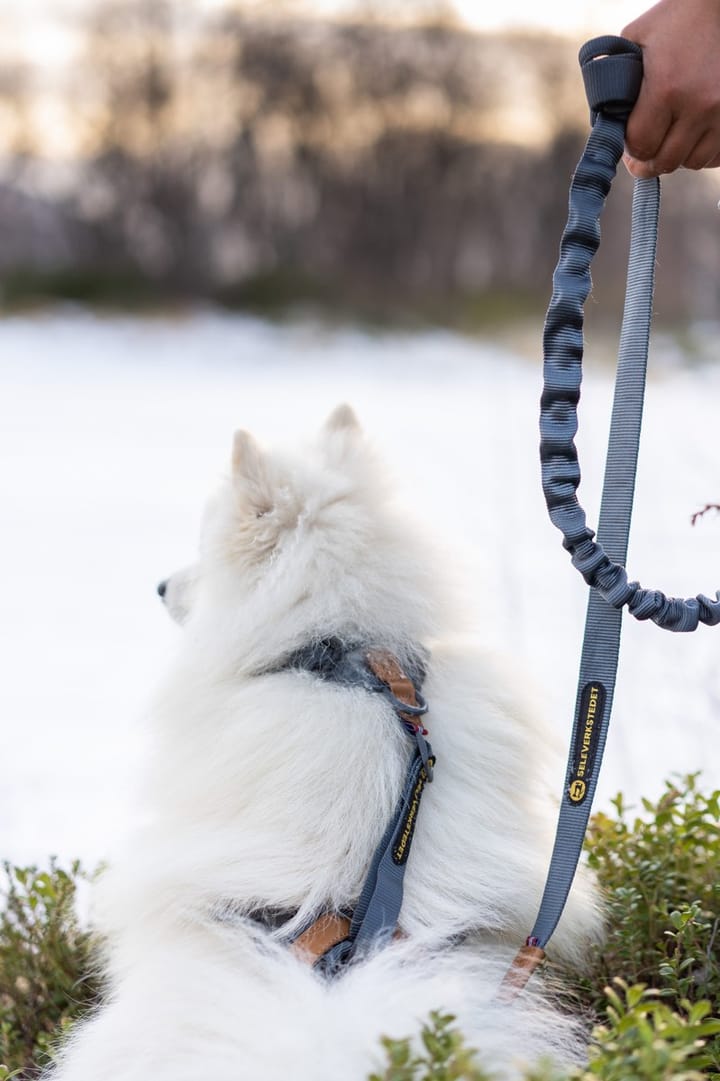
(157, 565, 195, 625)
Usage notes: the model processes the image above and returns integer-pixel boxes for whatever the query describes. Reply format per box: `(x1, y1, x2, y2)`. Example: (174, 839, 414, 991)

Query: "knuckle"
(692, 91, 720, 118)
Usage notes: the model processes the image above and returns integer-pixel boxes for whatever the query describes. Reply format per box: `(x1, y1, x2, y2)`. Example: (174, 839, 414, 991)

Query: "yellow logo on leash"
(566, 681, 606, 806)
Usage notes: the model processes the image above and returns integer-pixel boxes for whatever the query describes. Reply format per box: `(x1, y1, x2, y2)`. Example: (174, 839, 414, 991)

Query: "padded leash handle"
(541, 36, 720, 632)
(579, 35, 643, 124)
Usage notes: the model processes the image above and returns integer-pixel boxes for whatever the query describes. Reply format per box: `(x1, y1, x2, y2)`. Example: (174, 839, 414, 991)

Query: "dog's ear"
(323, 404, 361, 436)
(322, 404, 365, 469)
(232, 430, 272, 514)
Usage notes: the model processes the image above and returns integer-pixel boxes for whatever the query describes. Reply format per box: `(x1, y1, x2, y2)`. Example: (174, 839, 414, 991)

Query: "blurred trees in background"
(1, 0, 719, 324)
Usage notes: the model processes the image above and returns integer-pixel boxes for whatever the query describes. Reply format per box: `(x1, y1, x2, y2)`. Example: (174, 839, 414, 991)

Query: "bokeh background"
(2, 0, 720, 320)
(3, 0, 720, 869)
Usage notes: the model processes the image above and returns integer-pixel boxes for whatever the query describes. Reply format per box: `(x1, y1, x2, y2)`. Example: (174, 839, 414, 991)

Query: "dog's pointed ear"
(324, 404, 361, 436)
(322, 404, 365, 468)
(232, 430, 272, 513)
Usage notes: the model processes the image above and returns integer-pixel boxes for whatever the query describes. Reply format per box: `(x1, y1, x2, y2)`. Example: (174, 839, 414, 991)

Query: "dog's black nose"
(157, 579, 168, 599)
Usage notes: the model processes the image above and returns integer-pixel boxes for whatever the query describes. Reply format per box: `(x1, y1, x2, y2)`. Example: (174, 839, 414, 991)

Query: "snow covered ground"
(2, 308, 719, 869)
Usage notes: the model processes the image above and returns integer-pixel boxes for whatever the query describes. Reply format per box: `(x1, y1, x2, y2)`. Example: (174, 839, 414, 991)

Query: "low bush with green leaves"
(370, 985, 720, 1081)
(584, 775, 720, 1012)
(0, 862, 101, 1079)
(2, 776, 720, 1080)
(372, 775, 720, 1081)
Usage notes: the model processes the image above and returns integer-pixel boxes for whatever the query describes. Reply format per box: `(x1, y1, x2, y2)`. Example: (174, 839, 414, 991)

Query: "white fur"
(49, 406, 602, 1081)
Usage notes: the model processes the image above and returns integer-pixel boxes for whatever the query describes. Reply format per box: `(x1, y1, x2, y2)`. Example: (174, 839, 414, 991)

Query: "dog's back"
(50, 407, 601, 1081)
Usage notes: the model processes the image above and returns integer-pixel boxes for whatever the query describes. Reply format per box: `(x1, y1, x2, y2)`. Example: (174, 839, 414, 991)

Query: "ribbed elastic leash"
(502, 35, 720, 996)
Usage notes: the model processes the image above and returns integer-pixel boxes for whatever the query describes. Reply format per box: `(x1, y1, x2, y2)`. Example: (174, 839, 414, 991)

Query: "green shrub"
(369, 983, 720, 1081)
(3, 776, 720, 1079)
(584, 775, 720, 1012)
(371, 775, 720, 1080)
(584, 982, 720, 1081)
(0, 862, 102, 1079)
(369, 1011, 495, 1081)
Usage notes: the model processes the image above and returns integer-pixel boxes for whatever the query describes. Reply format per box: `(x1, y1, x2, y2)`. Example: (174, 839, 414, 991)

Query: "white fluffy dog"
(51, 406, 601, 1081)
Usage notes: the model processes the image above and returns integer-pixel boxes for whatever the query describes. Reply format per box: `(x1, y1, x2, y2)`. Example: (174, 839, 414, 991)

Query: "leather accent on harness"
(497, 944, 546, 1002)
(366, 650, 424, 718)
(290, 913, 352, 962)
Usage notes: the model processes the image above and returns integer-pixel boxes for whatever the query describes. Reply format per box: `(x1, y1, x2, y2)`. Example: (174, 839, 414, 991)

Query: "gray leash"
(505, 37, 720, 987)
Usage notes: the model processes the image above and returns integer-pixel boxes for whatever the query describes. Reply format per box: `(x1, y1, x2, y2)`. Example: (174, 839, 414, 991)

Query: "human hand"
(621, 0, 720, 178)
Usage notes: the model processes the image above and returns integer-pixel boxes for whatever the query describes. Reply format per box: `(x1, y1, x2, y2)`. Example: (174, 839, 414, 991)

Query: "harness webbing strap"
(314, 651, 434, 975)
(324, 752, 434, 967)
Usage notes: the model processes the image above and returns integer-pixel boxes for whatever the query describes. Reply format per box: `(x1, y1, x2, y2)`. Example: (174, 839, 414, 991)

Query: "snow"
(2, 307, 719, 868)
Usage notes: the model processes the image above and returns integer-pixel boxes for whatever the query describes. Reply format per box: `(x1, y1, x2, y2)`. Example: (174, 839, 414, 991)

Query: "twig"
(690, 503, 720, 527)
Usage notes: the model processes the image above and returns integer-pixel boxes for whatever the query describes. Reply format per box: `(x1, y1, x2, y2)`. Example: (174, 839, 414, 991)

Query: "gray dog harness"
(254, 639, 434, 976)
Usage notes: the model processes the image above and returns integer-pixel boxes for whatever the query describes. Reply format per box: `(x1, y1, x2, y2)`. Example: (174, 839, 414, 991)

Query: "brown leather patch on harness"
(290, 913, 351, 963)
(365, 650, 419, 718)
(497, 945, 546, 1001)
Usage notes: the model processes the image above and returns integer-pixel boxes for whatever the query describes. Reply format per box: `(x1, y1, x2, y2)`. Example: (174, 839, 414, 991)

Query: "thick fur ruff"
(49, 406, 602, 1081)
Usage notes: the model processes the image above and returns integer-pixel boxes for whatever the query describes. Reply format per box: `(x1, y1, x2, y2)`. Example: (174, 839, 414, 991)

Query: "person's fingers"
(623, 152, 659, 179)
(624, 118, 709, 177)
(683, 130, 720, 170)
(621, 51, 674, 163)
(648, 119, 709, 173)
(624, 139, 720, 176)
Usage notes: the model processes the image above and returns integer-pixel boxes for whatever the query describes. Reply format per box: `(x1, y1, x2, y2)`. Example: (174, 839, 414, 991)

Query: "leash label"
(393, 760, 434, 865)
(567, 682, 606, 805)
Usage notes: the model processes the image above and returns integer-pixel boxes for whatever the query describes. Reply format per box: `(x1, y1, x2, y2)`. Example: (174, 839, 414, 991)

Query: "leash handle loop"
(579, 36, 643, 123)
